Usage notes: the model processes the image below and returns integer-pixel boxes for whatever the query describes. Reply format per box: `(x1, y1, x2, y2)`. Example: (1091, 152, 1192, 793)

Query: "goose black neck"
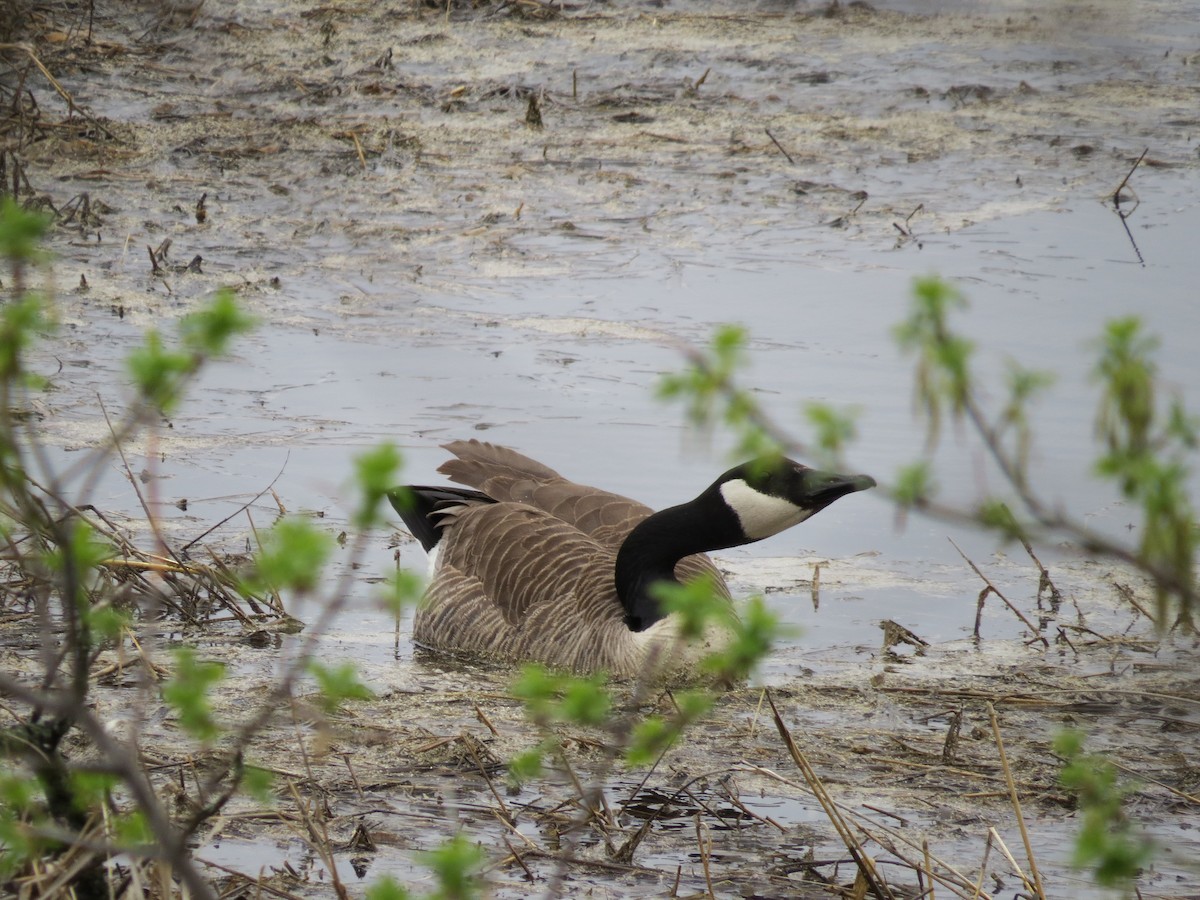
(614, 491, 744, 632)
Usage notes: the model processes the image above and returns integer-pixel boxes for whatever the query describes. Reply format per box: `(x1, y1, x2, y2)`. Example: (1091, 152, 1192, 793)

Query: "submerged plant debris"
(3, 0, 1199, 897)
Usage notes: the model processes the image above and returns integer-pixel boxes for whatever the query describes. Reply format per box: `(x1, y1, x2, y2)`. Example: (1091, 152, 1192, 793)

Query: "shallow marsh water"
(8, 0, 1200, 896)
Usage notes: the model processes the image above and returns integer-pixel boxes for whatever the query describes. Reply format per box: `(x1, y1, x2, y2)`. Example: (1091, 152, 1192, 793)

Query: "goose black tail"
(388, 485, 494, 553)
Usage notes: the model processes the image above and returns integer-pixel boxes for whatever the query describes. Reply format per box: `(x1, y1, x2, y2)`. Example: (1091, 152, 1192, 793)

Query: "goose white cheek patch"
(719, 479, 814, 540)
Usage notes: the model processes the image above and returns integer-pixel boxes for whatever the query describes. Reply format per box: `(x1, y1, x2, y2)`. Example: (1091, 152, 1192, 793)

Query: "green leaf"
(0, 812, 43, 877)
(674, 689, 715, 720)
(511, 665, 612, 728)
(0, 293, 51, 381)
(894, 276, 973, 444)
(241, 765, 275, 803)
(702, 596, 778, 681)
(998, 361, 1054, 478)
(0, 197, 51, 262)
(507, 747, 544, 785)
(179, 289, 255, 358)
(380, 568, 424, 616)
(366, 876, 413, 900)
(511, 664, 560, 723)
(68, 770, 118, 815)
(1053, 728, 1155, 888)
(893, 461, 935, 508)
(653, 573, 733, 642)
(804, 402, 858, 467)
(626, 715, 676, 767)
(247, 517, 334, 595)
(162, 647, 226, 740)
(127, 292, 252, 412)
(86, 604, 131, 642)
(308, 660, 374, 712)
(353, 443, 404, 529)
(0, 771, 37, 811)
(559, 675, 611, 727)
(977, 499, 1025, 543)
(1005, 362, 1055, 408)
(45, 520, 115, 616)
(1088, 317, 1198, 625)
(126, 329, 193, 412)
(657, 325, 775, 458)
(1094, 316, 1157, 459)
(418, 833, 487, 900)
(112, 809, 154, 846)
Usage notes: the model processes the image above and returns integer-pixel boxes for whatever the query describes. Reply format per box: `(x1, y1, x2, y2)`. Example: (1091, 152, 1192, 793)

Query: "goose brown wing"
(438, 439, 650, 548)
(425, 501, 621, 632)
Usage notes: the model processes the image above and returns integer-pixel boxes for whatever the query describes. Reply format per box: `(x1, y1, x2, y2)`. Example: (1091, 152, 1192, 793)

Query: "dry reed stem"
(196, 856, 309, 899)
(766, 690, 895, 899)
(1109, 758, 1200, 805)
(1018, 534, 1062, 606)
(986, 826, 1031, 891)
(852, 819, 990, 900)
(868, 755, 1048, 796)
(986, 704, 1045, 899)
(742, 763, 989, 899)
(286, 780, 349, 900)
(0, 43, 116, 139)
(922, 838, 935, 900)
(969, 829, 992, 900)
(694, 813, 716, 899)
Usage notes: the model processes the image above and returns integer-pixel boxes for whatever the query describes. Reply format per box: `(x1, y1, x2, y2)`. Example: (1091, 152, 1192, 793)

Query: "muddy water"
(11, 0, 1200, 896)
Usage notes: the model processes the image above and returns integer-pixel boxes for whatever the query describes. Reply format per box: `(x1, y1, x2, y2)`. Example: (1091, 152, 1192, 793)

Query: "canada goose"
(390, 440, 875, 679)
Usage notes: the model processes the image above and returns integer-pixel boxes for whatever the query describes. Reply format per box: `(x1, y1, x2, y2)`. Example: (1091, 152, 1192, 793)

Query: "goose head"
(616, 456, 875, 632)
(714, 457, 877, 541)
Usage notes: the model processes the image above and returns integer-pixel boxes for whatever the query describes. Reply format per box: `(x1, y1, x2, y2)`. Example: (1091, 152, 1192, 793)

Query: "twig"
(1019, 534, 1062, 609)
(473, 700, 500, 737)
(180, 453, 290, 553)
(0, 673, 218, 899)
(286, 780, 349, 900)
(462, 734, 514, 826)
(764, 128, 794, 165)
(986, 827, 1031, 892)
(502, 835, 536, 882)
(949, 538, 1049, 647)
(1113, 201, 1146, 265)
(1111, 581, 1155, 624)
(97, 396, 181, 568)
(678, 329, 1200, 614)
(340, 752, 363, 798)
(1110, 148, 1148, 205)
